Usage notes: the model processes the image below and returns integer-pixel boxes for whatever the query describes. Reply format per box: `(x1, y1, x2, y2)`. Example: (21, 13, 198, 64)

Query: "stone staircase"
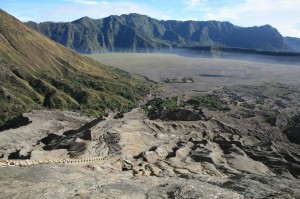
(0, 156, 109, 167)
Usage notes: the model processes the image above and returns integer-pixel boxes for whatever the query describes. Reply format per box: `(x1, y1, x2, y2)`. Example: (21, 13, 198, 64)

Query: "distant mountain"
(284, 37, 300, 52)
(0, 9, 149, 125)
(26, 13, 292, 53)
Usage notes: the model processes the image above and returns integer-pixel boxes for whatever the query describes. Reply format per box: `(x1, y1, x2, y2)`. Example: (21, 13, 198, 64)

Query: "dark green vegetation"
(143, 98, 177, 118)
(0, 10, 151, 125)
(26, 13, 297, 53)
(144, 96, 224, 115)
(186, 95, 223, 110)
(144, 97, 188, 120)
(143, 95, 225, 121)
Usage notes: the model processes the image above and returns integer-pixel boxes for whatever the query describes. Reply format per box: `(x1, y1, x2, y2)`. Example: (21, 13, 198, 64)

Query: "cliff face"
(26, 13, 291, 53)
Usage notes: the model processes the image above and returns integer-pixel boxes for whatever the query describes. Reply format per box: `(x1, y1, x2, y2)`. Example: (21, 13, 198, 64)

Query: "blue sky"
(1, 0, 300, 37)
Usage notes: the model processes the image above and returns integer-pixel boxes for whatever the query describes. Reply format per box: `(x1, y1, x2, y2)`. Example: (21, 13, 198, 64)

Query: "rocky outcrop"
(0, 115, 31, 132)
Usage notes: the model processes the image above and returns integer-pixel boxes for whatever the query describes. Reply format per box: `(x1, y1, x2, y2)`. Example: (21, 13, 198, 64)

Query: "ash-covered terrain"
(1, 82, 300, 199)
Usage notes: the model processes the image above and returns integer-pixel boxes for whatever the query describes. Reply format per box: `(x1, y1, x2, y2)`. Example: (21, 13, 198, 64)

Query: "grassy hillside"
(0, 9, 150, 125)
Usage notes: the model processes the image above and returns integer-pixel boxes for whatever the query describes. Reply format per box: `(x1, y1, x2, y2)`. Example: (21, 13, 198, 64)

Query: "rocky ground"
(1, 82, 300, 198)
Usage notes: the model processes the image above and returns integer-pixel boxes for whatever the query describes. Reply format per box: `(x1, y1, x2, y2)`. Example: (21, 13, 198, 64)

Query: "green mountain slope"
(27, 13, 292, 53)
(0, 9, 150, 125)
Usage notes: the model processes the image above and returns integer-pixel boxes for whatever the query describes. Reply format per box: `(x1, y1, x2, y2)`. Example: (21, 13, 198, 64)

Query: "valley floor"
(87, 53, 300, 96)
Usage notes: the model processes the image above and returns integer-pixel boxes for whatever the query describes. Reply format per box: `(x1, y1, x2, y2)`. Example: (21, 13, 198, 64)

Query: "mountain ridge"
(26, 13, 296, 53)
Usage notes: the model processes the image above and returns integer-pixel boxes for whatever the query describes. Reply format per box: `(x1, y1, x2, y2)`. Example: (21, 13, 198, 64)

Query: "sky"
(1, 0, 300, 37)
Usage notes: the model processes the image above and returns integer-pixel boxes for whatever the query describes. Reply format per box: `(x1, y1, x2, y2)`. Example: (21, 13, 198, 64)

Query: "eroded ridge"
(0, 156, 109, 168)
